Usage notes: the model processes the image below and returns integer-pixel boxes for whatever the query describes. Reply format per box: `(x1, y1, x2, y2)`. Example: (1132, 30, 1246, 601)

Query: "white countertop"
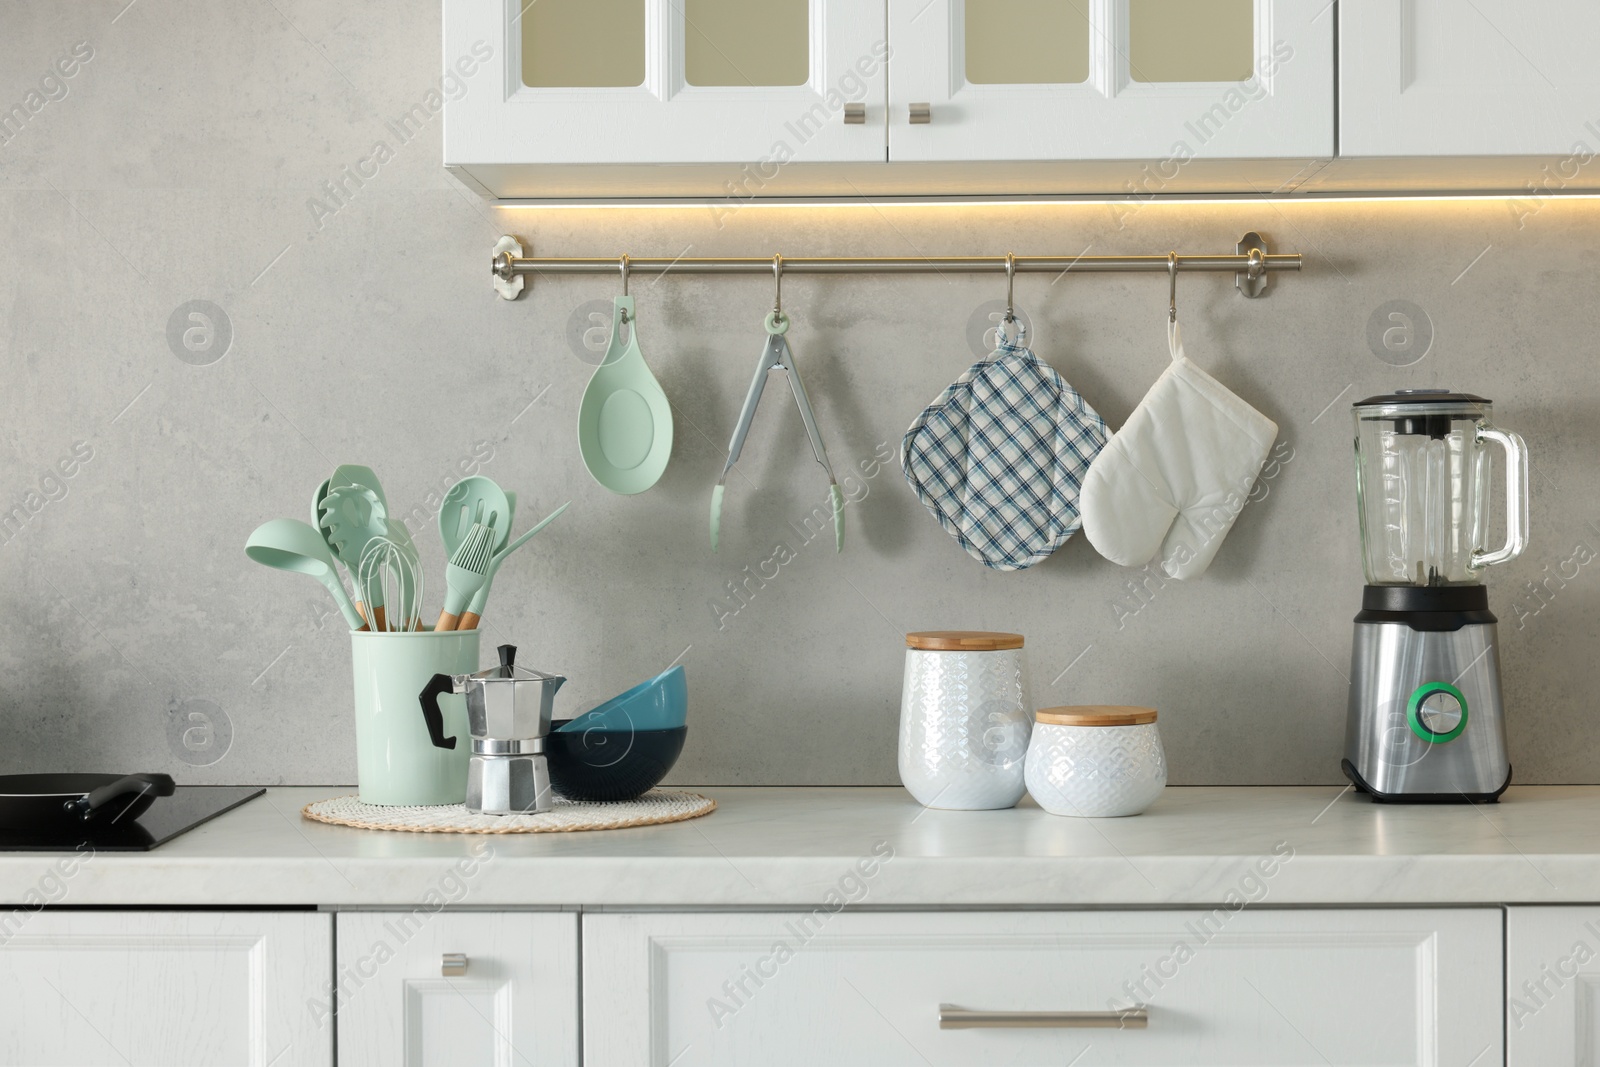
(6, 786, 1600, 908)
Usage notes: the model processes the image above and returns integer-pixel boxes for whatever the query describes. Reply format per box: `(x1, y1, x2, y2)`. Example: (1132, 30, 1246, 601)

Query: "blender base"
(1344, 587, 1512, 802)
(1342, 758, 1511, 804)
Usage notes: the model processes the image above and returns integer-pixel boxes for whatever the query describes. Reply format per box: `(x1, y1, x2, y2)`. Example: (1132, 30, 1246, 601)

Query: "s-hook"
(772, 254, 784, 326)
(1167, 252, 1179, 324)
(1004, 252, 1017, 323)
(619, 253, 631, 323)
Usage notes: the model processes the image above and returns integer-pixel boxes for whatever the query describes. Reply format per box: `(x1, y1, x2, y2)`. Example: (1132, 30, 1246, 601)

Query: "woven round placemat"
(302, 789, 715, 834)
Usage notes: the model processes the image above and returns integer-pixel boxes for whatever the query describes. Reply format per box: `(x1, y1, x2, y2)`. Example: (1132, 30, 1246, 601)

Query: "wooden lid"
(1037, 706, 1157, 727)
(906, 631, 1024, 652)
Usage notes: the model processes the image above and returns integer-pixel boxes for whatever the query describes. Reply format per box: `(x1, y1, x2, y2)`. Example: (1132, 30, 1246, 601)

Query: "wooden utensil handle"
(374, 605, 389, 632)
(436, 610, 460, 632)
(457, 611, 481, 631)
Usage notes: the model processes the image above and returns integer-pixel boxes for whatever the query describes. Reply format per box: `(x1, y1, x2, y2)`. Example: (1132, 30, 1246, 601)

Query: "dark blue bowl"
(545, 722, 686, 802)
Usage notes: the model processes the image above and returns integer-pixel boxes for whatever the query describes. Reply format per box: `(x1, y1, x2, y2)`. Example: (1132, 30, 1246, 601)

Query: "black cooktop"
(0, 786, 265, 851)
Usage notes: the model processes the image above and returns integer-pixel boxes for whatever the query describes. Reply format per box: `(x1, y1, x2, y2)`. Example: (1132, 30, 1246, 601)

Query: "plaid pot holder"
(901, 325, 1108, 571)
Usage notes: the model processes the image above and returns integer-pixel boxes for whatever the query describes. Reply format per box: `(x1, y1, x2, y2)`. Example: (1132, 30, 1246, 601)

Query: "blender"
(1344, 390, 1528, 802)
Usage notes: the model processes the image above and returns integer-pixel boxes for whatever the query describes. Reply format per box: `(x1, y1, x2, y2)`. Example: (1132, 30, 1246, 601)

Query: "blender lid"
(1354, 388, 1489, 407)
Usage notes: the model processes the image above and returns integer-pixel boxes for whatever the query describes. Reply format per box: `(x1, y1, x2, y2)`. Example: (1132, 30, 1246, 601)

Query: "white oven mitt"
(1080, 321, 1277, 579)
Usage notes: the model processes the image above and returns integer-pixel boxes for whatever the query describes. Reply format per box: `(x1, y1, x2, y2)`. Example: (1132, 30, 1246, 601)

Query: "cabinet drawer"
(336, 911, 578, 1066)
(0, 910, 330, 1065)
(585, 909, 1500, 1066)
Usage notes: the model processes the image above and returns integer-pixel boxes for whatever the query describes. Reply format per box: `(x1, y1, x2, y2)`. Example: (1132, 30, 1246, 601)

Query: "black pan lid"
(1354, 388, 1489, 407)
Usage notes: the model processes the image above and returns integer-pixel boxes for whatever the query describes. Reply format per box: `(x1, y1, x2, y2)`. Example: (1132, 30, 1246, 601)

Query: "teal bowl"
(546, 723, 687, 802)
(556, 665, 687, 734)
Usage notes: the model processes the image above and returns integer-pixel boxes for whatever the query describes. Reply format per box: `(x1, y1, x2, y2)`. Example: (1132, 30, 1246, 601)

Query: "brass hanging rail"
(489, 232, 1297, 301)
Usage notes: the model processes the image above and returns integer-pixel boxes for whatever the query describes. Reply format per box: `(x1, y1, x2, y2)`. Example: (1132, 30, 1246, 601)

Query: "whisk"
(357, 528, 424, 632)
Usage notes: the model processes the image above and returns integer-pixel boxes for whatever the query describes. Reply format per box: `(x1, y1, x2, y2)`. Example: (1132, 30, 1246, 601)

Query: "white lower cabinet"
(584, 909, 1502, 1066)
(0, 910, 331, 1066)
(1507, 906, 1600, 1065)
(335, 911, 578, 1066)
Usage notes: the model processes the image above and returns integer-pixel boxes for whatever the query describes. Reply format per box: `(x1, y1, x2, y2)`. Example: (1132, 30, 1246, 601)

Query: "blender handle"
(419, 673, 458, 750)
(1473, 426, 1529, 569)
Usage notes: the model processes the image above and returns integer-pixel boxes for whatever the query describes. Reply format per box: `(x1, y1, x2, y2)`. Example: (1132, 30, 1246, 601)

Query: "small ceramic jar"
(899, 631, 1032, 810)
(1025, 706, 1166, 818)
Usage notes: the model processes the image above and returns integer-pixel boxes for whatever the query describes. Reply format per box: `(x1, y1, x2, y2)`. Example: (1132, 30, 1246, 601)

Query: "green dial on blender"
(1407, 682, 1468, 743)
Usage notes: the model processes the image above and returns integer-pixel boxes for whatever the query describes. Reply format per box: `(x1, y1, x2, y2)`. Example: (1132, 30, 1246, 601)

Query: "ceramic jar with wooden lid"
(1024, 707, 1166, 818)
(899, 631, 1032, 810)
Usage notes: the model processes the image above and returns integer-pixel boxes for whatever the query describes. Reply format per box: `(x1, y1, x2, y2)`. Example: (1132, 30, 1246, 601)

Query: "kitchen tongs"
(710, 305, 844, 552)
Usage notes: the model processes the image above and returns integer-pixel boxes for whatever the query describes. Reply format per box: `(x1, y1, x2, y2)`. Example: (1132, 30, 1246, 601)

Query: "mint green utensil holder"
(350, 629, 479, 805)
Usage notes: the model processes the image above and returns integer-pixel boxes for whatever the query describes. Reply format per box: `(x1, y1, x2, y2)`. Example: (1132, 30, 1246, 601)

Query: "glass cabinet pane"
(522, 0, 646, 88)
(1129, 0, 1253, 82)
(966, 0, 1090, 85)
(685, 0, 809, 86)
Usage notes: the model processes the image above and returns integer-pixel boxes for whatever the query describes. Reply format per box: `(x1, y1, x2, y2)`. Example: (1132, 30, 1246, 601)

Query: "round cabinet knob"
(441, 953, 468, 977)
(1407, 683, 1468, 743)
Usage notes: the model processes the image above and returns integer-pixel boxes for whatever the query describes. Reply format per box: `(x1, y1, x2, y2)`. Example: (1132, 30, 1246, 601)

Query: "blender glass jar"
(1352, 390, 1528, 586)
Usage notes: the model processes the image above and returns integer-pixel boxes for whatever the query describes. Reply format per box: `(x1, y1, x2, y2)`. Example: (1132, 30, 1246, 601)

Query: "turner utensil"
(435, 522, 493, 632)
(458, 501, 571, 631)
(439, 477, 512, 559)
(245, 518, 366, 631)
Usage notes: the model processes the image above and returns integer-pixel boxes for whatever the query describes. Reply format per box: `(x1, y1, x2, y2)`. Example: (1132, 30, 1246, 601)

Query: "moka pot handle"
(419, 673, 458, 750)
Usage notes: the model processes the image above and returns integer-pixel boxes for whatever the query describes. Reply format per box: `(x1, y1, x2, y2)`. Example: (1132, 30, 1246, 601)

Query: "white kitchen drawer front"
(887, 0, 1333, 163)
(585, 909, 1501, 1066)
(1506, 906, 1600, 1065)
(444, 0, 888, 169)
(336, 911, 579, 1066)
(1341, 0, 1600, 157)
(0, 910, 330, 1066)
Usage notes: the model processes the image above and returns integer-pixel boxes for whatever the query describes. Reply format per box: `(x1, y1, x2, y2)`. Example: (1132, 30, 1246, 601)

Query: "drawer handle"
(843, 103, 866, 124)
(938, 1005, 1148, 1030)
(441, 953, 468, 977)
(909, 102, 931, 124)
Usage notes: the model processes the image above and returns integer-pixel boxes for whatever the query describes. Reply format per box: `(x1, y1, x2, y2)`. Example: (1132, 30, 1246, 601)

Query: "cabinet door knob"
(441, 953, 468, 977)
(909, 102, 931, 124)
(843, 103, 866, 124)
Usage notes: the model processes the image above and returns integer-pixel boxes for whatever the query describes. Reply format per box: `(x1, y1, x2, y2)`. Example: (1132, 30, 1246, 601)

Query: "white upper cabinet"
(443, 0, 888, 170)
(888, 0, 1333, 161)
(450, 0, 1600, 196)
(1340, 0, 1600, 157)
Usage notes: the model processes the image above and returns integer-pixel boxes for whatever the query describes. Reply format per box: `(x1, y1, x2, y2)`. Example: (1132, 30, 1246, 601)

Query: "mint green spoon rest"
(578, 297, 673, 495)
